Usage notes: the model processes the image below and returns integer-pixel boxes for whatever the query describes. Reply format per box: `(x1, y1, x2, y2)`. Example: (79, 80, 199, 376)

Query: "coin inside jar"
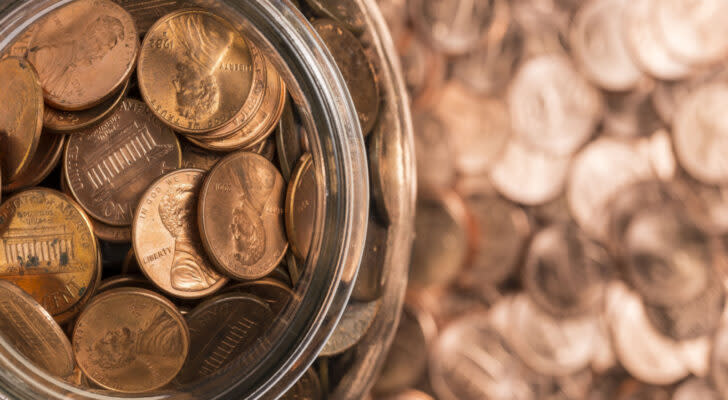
(137, 9, 255, 134)
(43, 78, 129, 134)
(133, 168, 227, 299)
(320, 299, 382, 356)
(285, 153, 317, 260)
(27, 0, 138, 111)
(227, 278, 295, 315)
(64, 98, 182, 226)
(72, 287, 190, 393)
(198, 151, 288, 280)
(2, 133, 65, 193)
(282, 367, 324, 400)
(0, 188, 98, 317)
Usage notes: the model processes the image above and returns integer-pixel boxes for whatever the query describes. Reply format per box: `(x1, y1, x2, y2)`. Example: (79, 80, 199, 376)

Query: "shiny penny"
(0, 188, 98, 317)
(64, 98, 182, 226)
(133, 169, 227, 299)
(138, 9, 254, 133)
(0, 280, 75, 378)
(285, 153, 317, 260)
(313, 19, 380, 136)
(0, 57, 43, 184)
(199, 151, 288, 280)
(72, 287, 189, 393)
(43, 78, 129, 134)
(320, 299, 381, 356)
(27, 0, 138, 111)
(2, 133, 65, 193)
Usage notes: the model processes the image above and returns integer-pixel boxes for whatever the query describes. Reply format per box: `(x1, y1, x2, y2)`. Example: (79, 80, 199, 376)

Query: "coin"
(121, 248, 141, 275)
(378, 390, 435, 400)
(198, 152, 288, 280)
(285, 153, 316, 260)
(43, 78, 129, 134)
(313, 19, 380, 136)
(368, 103, 404, 225)
(64, 98, 182, 226)
(180, 140, 223, 171)
(320, 299, 381, 356)
(52, 244, 102, 325)
(27, 0, 138, 111)
(91, 217, 132, 243)
(655, 0, 728, 65)
(112, 0, 189, 34)
(408, 0, 494, 55)
(711, 318, 728, 399)
(227, 278, 295, 315)
(133, 168, 227, 299)
(0, 57, 43, 184)
(2, 133, 65, 193)
(0, 24, 37, 59)
(97, 275, 154, 293)
(412, 112, 456, 193)
(138, 9, 254, 133)
(175, 292, 273, 384)
(0, 188, 98, 316)
(673, 378, 721, 400)
(0, 281, 75, 378)
(508, 54, 602, 157)
(276, 98, 303, 181)
(73, 287, 189, 392)
(305, 0, 365, 33)
(351, 214, 388, 302)
(673, 83, 728, 185)
(398, 32, 447, 109)
(282, 367, 324, 400)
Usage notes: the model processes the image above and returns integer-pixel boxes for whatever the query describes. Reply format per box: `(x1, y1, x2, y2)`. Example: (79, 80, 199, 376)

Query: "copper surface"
(285, 153, 316, 260)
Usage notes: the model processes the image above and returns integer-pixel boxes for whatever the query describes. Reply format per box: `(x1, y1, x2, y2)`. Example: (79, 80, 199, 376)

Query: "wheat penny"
(27, 0, 138, 111)
(285, 153, 316, 260)
(199, 152, 287, 280)
(0, 57, 43, 184)
(43, 78, 129, 134)
(138, 9, 254, 134)
(133, 169, 227, 299)
(64, 98, 182, 226)
(2, 133, 65, 193)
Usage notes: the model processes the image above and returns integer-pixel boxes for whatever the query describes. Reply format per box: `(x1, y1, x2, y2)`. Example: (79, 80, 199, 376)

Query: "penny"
(180, 139, 223, 171)
(368, 103, 403, 225)
(673, 83, 728, 185)
(0, 281, 74, 378)
(305, 0, 365, 33)
(569, 0, 643, 91)
(2, 133, 65, 193)
(670, 177, 728, 235)
(711, 319, 728, 399)
(313, 19, 380, 136)
(91, 216, 132, 243)
(378, 390, 435, 400)
(285, 154, 317, 260)
(198, 152, 288, 280)
(282, 367, 324, 400)
(409, 192, 470, 289)
(523, 224, 610, 318)
(112, 0, 189, 34)
(27, 0, 138, 111)
(138, 9, 254, 133)
(52, 244, 102, 325)
(175, 292, 273, 384)
(271, 261, 294, 287)
(320, 299, 381, 356)
(412, 112, 456, 193)
(97, 275, 154, 293)
(64, 98, 182, 226)
(43, 78, 129, 134)
(72, 287, 189, 393)
(133, 169, 227, 299)
(567, 137, 653, 242)
(602, 80, 662, 140)
(0, 57, 43, 184)
(398, 32, 447, 109)
(0, 188, 98, 317)
(276, 98, 303, 181)
(121, 248, 141, 275)
(0, 24, 37, 59)
(651, 66, 728, 125)
(351, 213, 388, 302)
(507, 294, 598, 376)
(227, 278, 295, 315)
(673, 378, 721, 400)
(490, 137, 571, 206)
(408, 0, 495, 55)
(655, 0, 728, 65)
(508, 54, 602, 157)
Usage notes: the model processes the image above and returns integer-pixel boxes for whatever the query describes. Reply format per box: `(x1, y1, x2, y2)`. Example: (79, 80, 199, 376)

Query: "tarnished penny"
(175, 292, 273, 384)
(138, 10, 254, 133)
(52, 244, 102, 325)
(2, 133, 65, 193)
(352, 213, 388, 302)
(43, 78, 129, 134)
(228, 278, 295, 315)
(73, 288, 189, 393)
(285, 154, 316, 260)
(91, 217, 132, 243)
(276, 98, 303, 181)
(320, 299, 381, 356)
(133, 169, 227, 299)
(305, 0, 365, 33)
(27, 0, 138, 111)
(0, 188, 98, 316)
(112, 0, 189, 34)
(282, 367, 324, 400)
(0, 25, 37, 59)
(180, 139, 223, 171)
(0, 281, 74, 378)
(0, 57, 43, 184)
(64, 98, 182, 226)
(313, 19, 380, 136)
(199, 152, 287, 280)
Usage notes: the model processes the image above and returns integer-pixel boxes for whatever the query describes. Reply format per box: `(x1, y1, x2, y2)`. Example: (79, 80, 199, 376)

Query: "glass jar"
(0, 0, 415, 399)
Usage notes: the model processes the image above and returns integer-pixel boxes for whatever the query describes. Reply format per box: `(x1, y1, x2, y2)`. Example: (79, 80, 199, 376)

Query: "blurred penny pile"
(0, 0, 393, 396)
(370, 0, 728, 399)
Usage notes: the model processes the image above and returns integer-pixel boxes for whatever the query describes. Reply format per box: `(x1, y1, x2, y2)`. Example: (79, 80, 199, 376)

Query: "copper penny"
(133, 169, 227, 299)
(97, 275, 154, 293)
(0, 280, 74, 378)
(282, 367, 324, 400)
(276, 98, 303, 181)
(408, 0, 494, 55)
(398, 31, 447, 109)
(655, 0, 728, 65)
(227, 278, 295, 315)
(412, 112, 456, 193)
(0, 57, 43, 184)
(199, 152, 288, 280)
(64, 98, 182, 226)
(52, 244, 102, 325)
(673, 378, 721, 400)
(73, 287, 189, 392)
(91, 217, 132, 243)
(313, 19, 380, 136)
(112, 0, 190, 34)
(306, 0, 365, 33)
(0, 188, 98, 317)
(174, 292, 273, 384)
(378, 390, 435, 400)
(0, 24, 37, 59)
(351, 213, 388, 302)
(138, 10, 254, 134)
(180, 139, 223, 170)
(711, 317, 728, 398)
(27, 0, 138, 111)
(320, 299, 381, 356)
(121, 248, 142, 275)
(43, 78, 129, 134)
(2, 133, 65, 193)
(285, 153, 317, 260)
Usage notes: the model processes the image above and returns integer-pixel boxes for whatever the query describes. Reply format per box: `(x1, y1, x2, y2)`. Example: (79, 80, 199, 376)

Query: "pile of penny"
(370, 0, 728, 399)
(0, 0, 390, 396)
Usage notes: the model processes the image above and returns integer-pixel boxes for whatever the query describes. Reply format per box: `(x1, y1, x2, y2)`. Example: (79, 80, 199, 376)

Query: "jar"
(0, 0, 415, 399)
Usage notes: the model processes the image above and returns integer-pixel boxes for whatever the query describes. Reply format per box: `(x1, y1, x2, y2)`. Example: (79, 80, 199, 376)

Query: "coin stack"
(0, 0, 390, 396)
(370, 0, 728, 399)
